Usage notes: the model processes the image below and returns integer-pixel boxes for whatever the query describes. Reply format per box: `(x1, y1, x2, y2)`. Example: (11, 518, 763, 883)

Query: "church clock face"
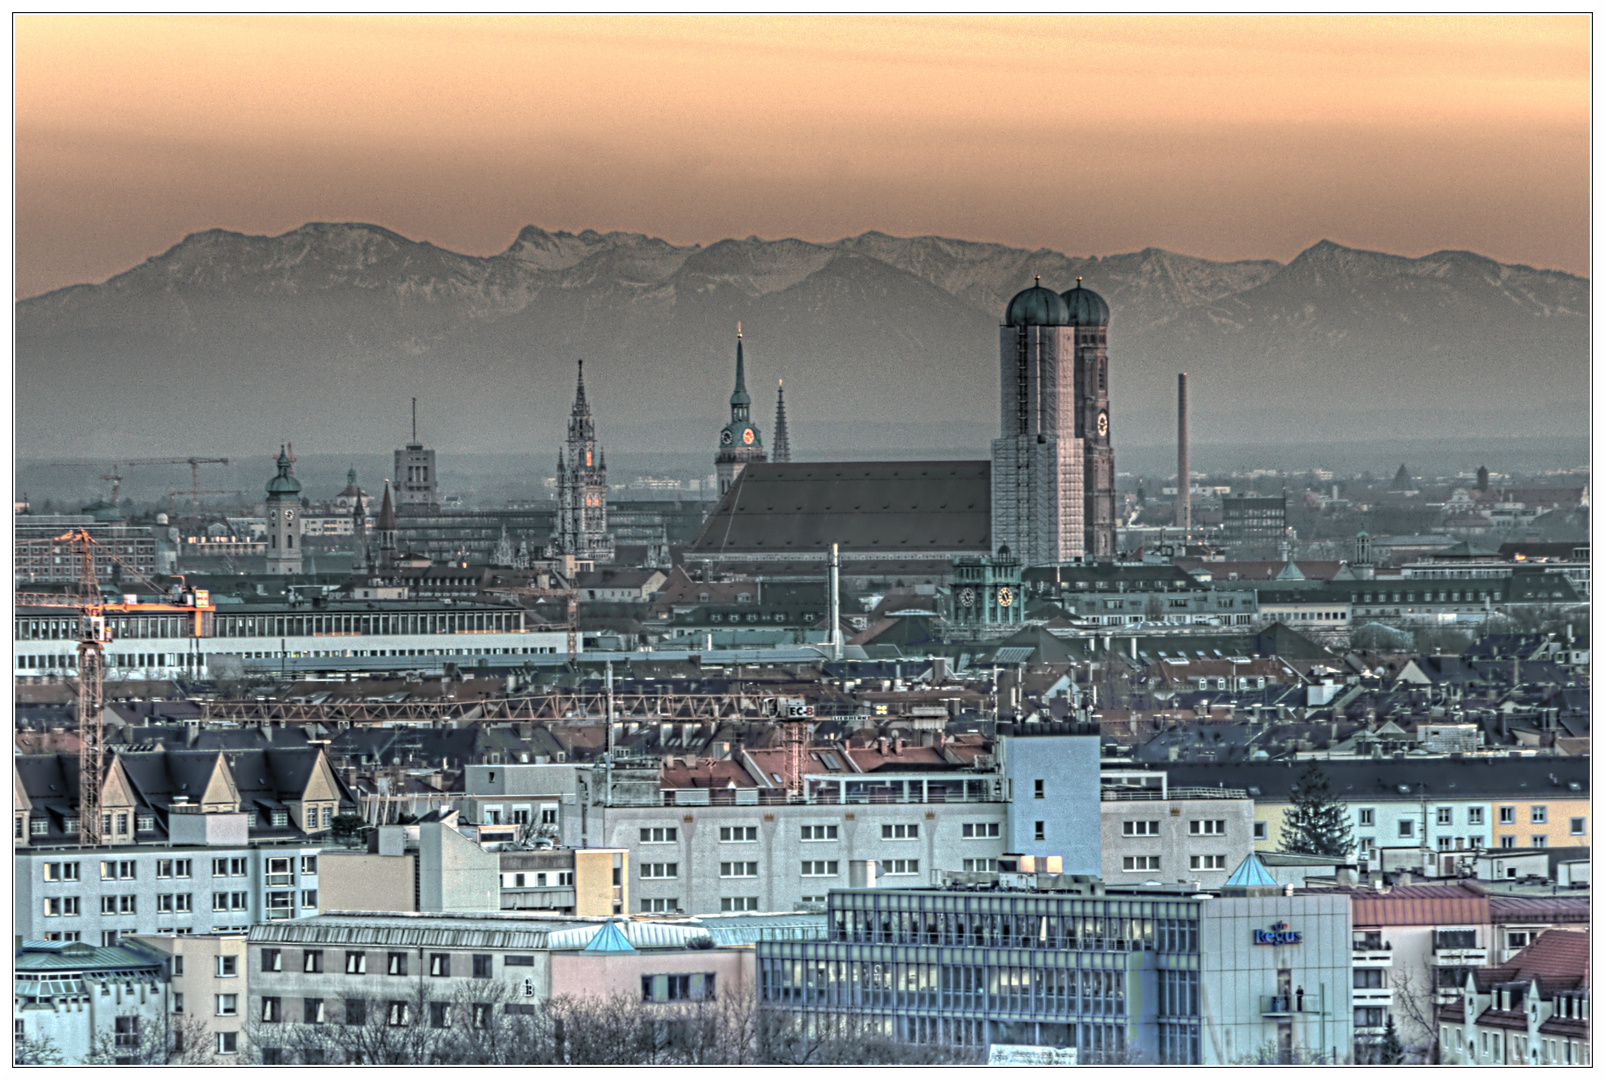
(742, 428, 755, 445)
(1097, 411, 1108, 438)
(284, 510, 295, 521)
(959, 588, 974, 607)
(997, 586, 1013, 607)
(720, 429, 733, 446)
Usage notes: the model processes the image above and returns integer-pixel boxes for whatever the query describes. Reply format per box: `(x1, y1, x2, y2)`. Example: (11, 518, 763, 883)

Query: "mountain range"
(15, 224, 1588, 461)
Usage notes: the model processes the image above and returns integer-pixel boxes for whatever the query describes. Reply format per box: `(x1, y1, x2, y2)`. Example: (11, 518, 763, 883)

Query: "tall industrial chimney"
(828, 543, 842, 660)
(1177, 373, 1190, 536)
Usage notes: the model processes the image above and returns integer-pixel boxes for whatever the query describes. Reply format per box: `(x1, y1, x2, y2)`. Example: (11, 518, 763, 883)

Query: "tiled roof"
(1538, 1016, 1590, 1038)
(688, 461, 991, 555)
(1490, 929, 1590, 991)
(1343, 882, 1489, 929)
(1474, 1007, 1531, 1030)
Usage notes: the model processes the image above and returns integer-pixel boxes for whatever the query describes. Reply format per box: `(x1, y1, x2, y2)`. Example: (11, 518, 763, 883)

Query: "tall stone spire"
(377, 480, 397, 571)
(772, 378, 792, 463)
(553, 359, 613, 563)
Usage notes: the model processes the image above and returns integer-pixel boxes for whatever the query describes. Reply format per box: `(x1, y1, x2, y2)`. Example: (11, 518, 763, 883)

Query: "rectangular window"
(720, 861, 759, 878)
(961, 822, 1000, 839)
(102, 896, 118, 915)
(303, 950, 323, 974)
(963, 858, 999, 872)
(301, 890, 318, 908)
(430, 1002, 449, 1028)
(1532, 835, 1548, 849)
(719, 897, 758, 912)
(880, 824, 918, 840)
(1359, 809, 1375, 827)
(136, 815, 155, 833)
(1499, 806, 1516, 824)
(1531, 806, 1547, 824)
(261, 997, 282, 1023)
(344, 999, 366, 1026)
(1398, 820, 1415, 838)
(1353, 968, 1384, 989)
(1437, 807, 1453, 825)
(29, 818, 48, 837)
(1123, 820, 1160, 836)
(322, 807, 333, 828)
(387, 1001, 408, 1026)
(505, 954, 535, 967)
(800, 861, 838, 877)
(641, 898, 679, 913)
(1034, 779, 1045, 800)
(301, 856, 318, 876)
(1501, 836, 1516, 849)
(43, 897, 61, 918)
(262, 948, 282, 972)
(1189, 854, 1227, 871)
(216, 955, 238, 977)
(215, 994, 238, 1017)
(430, 953, 451, 977)
(303, 998, 325, 1025)
(1253, 822, 1268, 841)
(1034, 821, 1045, 841)
(271, 810, 288, 827)
(1123, 855, 1161, 872)
(472, 955, 493, 979)
(883, 859, 919, 875)
(216, 1032, 238, 1056)
(640, 827, 679, 843)
(640, 863, 678, 879)
(1189, 820, 1226, 836)
(719, 826, 758, 842)
(345, 951, 366, 975)
(387, 952, 408, 976)
(1570, 817, 1586, 836)
(801, 825, 839, 841)
(1468, 808, 1485, 825)
(641, 973, 717, 1003)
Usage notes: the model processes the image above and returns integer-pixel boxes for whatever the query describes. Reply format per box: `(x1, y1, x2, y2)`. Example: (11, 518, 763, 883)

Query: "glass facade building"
(757, 885, 1204, 1064)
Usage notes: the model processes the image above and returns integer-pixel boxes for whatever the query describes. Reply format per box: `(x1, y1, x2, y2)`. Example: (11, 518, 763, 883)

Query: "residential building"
(125, 933, 248, 1060)
(14, 938, 169, 1064)
(1099, 771, 1255, 889)
(1438, 929, 1590, 1066)
(244, 910, 757, 1064)
(14, 746, 351, 941)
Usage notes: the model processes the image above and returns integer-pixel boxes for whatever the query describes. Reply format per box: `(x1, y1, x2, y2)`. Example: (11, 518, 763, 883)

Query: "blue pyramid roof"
(1223, 853, 1279, 888)
(583, 919, 638, 953)
(1276, 561, 1305, 581)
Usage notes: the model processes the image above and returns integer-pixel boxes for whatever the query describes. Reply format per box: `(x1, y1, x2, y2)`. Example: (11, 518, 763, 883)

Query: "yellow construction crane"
(15, 530, 212, 847)
(47, 457, 231, 511)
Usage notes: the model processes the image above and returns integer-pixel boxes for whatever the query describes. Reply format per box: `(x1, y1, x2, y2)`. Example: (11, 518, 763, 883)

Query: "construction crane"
(482, 555, 581, 663)
(46, 457, 231, 512)
(15, 530, 211, 848)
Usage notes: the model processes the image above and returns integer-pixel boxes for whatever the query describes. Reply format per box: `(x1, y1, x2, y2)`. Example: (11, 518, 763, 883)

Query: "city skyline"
(15, 14, 1589, 300)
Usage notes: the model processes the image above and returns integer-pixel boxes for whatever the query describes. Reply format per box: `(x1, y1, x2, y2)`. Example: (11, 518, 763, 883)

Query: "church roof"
(265, 446, 302, 498)
(687, 461, 991, 557)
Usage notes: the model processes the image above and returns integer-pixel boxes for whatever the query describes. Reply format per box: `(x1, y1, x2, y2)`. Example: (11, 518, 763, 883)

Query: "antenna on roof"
(411, 397, 418, 443)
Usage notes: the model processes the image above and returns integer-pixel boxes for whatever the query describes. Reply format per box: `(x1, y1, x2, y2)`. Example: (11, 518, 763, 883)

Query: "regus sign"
(1254, 921, 1302, 946)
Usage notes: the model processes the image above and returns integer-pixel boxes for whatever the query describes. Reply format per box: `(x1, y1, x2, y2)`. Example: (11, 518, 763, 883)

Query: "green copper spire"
(730, 323, 751, 413)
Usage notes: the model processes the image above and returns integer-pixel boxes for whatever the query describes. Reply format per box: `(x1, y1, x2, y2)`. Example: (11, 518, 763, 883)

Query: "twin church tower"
(554, 276, 1116, 567)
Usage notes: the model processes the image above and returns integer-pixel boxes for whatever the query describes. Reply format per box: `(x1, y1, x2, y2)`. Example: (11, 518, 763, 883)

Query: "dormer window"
(271, 810, 288, 828)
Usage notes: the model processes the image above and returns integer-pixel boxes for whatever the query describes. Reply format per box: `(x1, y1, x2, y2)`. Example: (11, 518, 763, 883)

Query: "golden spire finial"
(1035, 275, 1041, 286)
(1077, 276, 1083, 285)
(737, 321, 742, 339)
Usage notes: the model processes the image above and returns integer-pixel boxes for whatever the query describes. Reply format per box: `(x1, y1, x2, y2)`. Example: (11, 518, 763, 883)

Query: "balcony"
(1353, 987, 1394, 1008)
(265, 874, 293, 887)
(1261, 995, 1323, 1017)
(1352, 946, 1393, 968)
(1433, 947, 1488, 967)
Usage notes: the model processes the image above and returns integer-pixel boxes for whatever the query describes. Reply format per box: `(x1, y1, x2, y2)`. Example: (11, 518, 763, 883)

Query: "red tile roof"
(1492, 930, 1590, 992)
(1343, 881, 1490, 928)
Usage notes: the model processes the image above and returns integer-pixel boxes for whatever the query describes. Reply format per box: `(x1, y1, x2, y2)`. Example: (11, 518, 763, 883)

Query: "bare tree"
(13, 1031, 65, 1065)
(1388, 964, 1443, 1064)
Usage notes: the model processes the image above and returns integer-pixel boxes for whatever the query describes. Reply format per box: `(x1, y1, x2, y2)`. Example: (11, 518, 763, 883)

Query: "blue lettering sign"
(1254, 921, 1302, 946)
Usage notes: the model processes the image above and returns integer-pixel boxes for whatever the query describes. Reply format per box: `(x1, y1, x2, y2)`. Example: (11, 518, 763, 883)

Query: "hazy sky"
(15, 13, 1589, 299)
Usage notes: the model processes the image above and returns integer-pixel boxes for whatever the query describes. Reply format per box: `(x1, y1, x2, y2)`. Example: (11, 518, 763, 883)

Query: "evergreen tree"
(1279, 762, 1354, 858)
(1380, 1015, 1405, 1064)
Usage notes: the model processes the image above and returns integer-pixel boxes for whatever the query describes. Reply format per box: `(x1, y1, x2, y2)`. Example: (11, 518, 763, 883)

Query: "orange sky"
(14, 14, 1590, 298)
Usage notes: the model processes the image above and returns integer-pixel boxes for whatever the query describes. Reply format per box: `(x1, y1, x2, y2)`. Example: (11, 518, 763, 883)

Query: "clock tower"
(715, 325, 767, 495)
(264, 445, 303, 576)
